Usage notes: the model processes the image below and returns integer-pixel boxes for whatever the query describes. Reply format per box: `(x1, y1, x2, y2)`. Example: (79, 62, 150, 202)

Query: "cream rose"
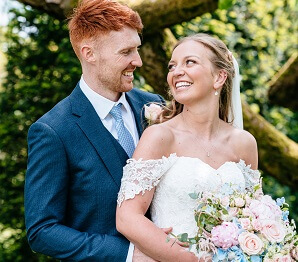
(234, 197, 245, 207)
(144, 104, 162, 122)
(238, 232, 264, 255)
(261, 220, 286, 243)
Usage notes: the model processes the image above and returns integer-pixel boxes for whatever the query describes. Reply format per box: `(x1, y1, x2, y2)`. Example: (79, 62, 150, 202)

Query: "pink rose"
(252, 219, 263, 231)
(234, 197, 245, 207)
(272, 254, 292, 262)
(238, 232, 264, 255)
(144, 104, 162, 122)
(211, 222, 239, 249)
(280, 255, 292, 262)
(242, 207, 254, 217)
(239, 218, 251, 230)
(249, 195, 282, 220)
(261, 220, 286, 243)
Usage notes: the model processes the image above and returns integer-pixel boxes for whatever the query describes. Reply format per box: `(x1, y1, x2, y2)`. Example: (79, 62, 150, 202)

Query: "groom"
(24, 0, 163, 260)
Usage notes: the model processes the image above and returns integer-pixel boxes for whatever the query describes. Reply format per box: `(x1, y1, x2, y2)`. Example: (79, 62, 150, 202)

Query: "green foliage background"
(0, 0, 297, 260)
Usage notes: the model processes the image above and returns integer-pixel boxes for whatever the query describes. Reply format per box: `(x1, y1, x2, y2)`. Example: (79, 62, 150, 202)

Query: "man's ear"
(214, 69, 228, 89)
(80, 44, 96, 63)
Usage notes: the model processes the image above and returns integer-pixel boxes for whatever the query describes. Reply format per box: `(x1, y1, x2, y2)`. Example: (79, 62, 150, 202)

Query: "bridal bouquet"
(178, 182, 298, 261)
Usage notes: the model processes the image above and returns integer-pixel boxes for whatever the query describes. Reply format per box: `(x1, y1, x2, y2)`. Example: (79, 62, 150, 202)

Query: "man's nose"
(131, 51, 143, 67)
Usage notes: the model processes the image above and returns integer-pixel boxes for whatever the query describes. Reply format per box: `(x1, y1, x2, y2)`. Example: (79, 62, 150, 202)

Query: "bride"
(116, 33, 259, 261)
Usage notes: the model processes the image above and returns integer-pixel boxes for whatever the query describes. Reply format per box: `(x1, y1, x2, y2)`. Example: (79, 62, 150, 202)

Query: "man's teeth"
(123, 72, 133, 77)
(175, 82, 192, 88)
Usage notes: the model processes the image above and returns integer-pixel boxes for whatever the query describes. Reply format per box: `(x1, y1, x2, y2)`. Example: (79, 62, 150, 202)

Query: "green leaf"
(218, 0, 235, 10)
(178, 233, 189, 242)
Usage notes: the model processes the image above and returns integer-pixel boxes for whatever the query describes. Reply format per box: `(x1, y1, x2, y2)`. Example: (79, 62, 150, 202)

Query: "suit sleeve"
(25, 122, 129, 261)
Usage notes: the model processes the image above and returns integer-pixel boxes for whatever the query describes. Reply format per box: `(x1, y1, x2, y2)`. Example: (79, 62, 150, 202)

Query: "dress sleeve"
(117, 153, 177, 206)
(237, 160, 261, 192)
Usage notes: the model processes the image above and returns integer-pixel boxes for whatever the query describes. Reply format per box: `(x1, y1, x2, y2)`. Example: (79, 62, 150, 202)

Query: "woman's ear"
(214, 69, 228, 89)
(80, 44, 96, 63)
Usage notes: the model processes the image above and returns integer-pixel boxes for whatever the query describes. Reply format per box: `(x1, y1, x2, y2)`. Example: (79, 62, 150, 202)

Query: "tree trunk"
(268, 52, 298, 111)
(243, 101, 298, 189)
(17, 0, 218, 35)
(139, 29, 177, 98)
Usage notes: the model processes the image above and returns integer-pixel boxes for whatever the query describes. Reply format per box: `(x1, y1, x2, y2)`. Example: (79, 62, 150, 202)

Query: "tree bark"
(268, 52, 298, 111)
(17, 0, 218, 35)
(243, 101, 298, 189)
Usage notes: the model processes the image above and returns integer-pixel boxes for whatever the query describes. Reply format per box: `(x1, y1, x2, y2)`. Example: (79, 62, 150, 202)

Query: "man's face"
(92, 26, 142, 100)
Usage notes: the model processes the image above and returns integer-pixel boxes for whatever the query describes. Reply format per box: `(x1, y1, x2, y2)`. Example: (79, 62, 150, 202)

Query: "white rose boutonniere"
(144, 103, 163, 124)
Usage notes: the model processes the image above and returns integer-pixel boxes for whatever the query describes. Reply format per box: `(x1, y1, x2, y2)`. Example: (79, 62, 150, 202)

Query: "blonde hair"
(158, 33, 235, 124)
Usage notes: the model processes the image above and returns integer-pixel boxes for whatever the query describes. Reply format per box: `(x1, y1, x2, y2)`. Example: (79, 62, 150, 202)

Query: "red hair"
(68, 0, 143, 57)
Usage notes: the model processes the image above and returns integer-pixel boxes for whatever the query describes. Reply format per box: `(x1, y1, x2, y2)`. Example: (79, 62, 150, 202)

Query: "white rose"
(144, 104, 162, 122)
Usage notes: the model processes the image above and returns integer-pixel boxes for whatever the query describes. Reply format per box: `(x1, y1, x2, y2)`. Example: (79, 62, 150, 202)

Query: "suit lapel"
(69, 84, 126, 187)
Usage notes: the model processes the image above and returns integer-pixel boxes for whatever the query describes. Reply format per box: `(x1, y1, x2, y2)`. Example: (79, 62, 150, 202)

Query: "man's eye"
(122, 50, 131, 55)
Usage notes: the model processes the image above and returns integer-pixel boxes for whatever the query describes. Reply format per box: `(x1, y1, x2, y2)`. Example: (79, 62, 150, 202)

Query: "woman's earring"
(215, 90, 219, 96)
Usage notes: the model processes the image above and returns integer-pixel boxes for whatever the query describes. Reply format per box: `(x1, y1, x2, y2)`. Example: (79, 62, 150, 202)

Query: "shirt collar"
(79, 75, 131, 119)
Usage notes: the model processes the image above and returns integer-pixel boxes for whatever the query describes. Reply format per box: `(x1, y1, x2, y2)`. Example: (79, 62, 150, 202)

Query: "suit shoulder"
(129, 88, 163, 103)
(35, 96, 72, 128)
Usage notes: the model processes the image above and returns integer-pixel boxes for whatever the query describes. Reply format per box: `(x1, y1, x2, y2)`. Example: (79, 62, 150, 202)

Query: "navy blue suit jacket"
(25, 84, 163, 261)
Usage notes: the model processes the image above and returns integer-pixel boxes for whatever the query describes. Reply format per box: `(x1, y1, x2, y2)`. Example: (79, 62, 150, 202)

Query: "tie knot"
(110, 103, 123, 121)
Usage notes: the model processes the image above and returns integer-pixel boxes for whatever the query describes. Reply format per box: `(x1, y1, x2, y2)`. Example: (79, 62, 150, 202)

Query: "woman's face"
(167, 40, 217, 105)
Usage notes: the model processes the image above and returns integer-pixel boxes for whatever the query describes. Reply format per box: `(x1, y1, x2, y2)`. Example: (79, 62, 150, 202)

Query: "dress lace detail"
(117, 153, 177, 206)
(236, 160, 261, 192)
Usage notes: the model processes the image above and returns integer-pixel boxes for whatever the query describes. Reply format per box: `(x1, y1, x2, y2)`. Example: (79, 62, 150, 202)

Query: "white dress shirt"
(79, 76, 136, 261)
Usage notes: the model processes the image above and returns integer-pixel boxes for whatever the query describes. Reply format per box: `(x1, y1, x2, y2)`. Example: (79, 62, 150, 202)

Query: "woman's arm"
(116, 125, 197, 262)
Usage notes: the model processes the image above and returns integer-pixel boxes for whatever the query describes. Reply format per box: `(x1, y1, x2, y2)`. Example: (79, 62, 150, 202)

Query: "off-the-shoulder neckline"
(128, 153, 257, 172)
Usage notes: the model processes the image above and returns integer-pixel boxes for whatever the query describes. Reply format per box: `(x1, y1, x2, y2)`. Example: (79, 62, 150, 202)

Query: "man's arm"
(25, 122, 129, 261)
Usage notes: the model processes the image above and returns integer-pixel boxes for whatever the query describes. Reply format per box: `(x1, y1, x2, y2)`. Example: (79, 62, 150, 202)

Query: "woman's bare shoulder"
(133, 121, 175, 160)
(229, 127, 258, 169)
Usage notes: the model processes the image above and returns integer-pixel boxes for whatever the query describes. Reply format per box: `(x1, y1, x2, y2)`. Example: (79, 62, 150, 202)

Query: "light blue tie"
(110, 103, 135, 157)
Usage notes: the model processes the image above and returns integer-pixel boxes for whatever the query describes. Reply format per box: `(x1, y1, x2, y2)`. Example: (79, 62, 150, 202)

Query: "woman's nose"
(173, 66, 185, 77)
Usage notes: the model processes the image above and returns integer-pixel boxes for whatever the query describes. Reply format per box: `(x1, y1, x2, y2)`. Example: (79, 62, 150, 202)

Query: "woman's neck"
(181, 105, 220, 140)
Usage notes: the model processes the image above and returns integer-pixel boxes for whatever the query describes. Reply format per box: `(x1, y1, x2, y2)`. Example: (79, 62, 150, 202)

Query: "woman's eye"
(168, 64, 175, 71)
(186, 59, 196, 65)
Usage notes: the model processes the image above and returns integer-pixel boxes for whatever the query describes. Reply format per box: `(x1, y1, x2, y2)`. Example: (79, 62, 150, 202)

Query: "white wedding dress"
(117, 153, 260, 241)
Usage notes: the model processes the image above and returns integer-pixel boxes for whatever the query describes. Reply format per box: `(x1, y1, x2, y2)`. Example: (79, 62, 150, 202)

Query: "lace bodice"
(117, 153, 260, 238)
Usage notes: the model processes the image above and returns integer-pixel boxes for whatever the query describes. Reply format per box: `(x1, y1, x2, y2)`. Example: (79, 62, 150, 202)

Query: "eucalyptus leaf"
(189, 192, 198, 199)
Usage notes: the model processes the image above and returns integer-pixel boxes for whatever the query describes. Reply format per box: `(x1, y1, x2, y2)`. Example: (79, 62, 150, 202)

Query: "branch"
(17, 0, 218, 35)
(268, 52, 298, 111)
(243, 101, 298, 189)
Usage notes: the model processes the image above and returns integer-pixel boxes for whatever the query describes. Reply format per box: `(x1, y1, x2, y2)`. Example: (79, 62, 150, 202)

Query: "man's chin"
(120, 83, 134, 92)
